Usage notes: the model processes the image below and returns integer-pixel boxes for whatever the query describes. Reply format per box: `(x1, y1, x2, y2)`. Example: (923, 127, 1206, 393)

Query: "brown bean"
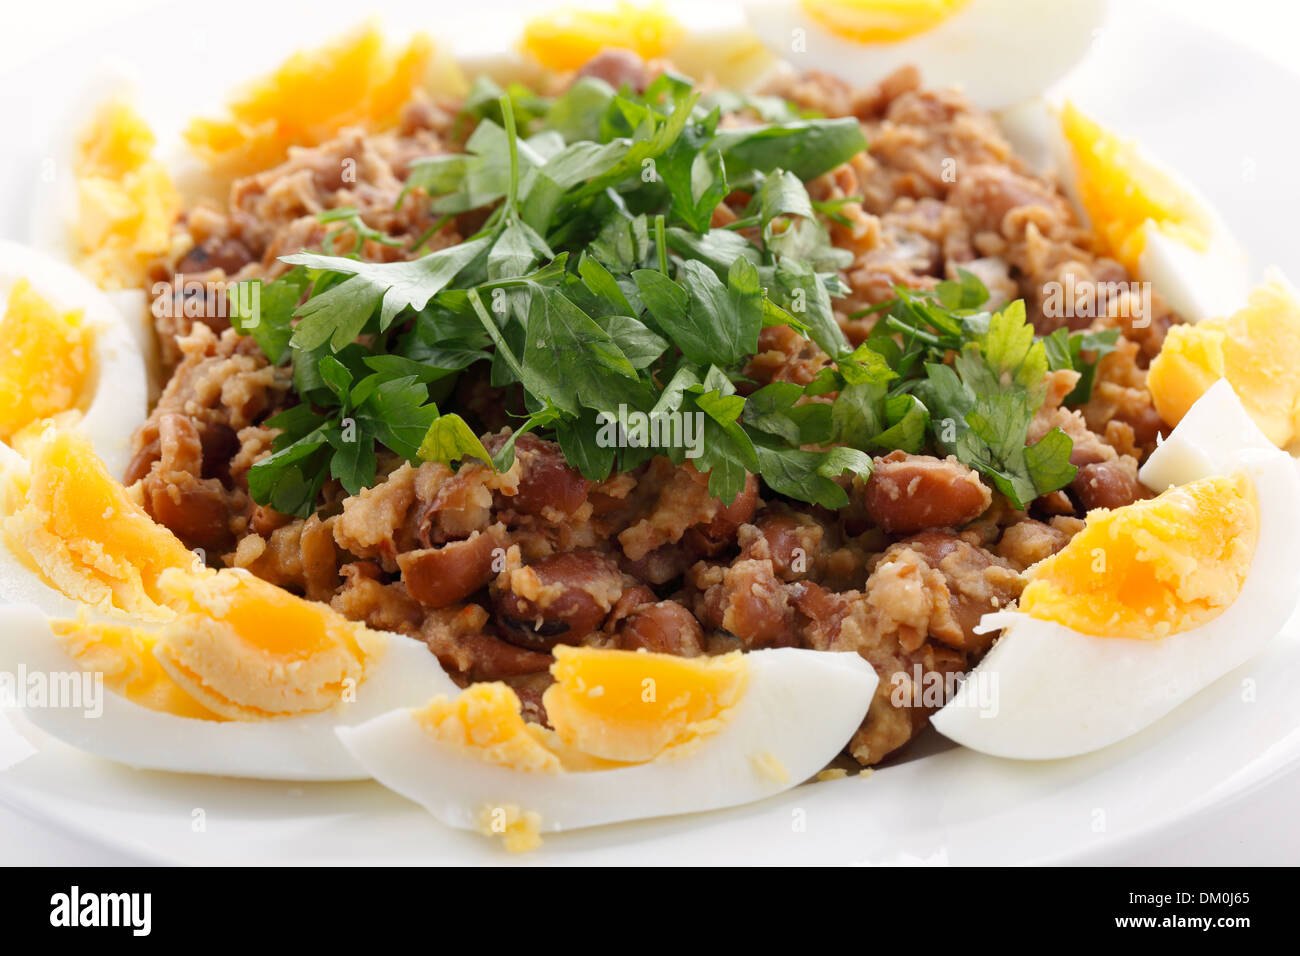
(497, 433, 590, 517)
(1071, 460, 1145, 512)
(249, 504, 291, 536)
(300, 514, 340, 603)
(123, 437, 160, 485)
(616, 601, 705, 656)
(698, 559, 796, 649)
(447, 632, 554, 682)
(862, 451, 991, 534)
(685, 471, 760, 555)
(889, 531, 1023, 653)
(575, 48, 650, 92)
(176, 237, 254, 276)
(199, 422, 241, 485)
(739, 512, 825, 581)
(140, 415, 233, 551)
(789, 581, 851, 651)
(494, 550, 625, 650)
(703, 472, 760, 539)
(620, 543, 698, 586)
(399, 526, 506, 608)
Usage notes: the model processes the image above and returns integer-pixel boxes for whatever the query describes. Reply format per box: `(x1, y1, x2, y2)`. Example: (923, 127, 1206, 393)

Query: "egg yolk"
(75, 101, 180, 291)
(414, 682, 563, 773)
(147, 567, 378, 720)
(184, 24, 433, 178)
(801, 0, 971, 44)
(543, 645, 748, 763)
(51, 616, 224, 721)
(521, 2, 683, 71)
(1060, 102, 1209, 274)
(50, 567, 381, 721)
(2, 429, 195, 618)
(1018, 473, 1258, 639)
(1148, 277, 1300, 448)
(475, 803, 544, 854)
(0, 280, 92, 442)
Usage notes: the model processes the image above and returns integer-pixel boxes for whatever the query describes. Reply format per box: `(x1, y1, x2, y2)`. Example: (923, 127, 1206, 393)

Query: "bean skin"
(862, 451, 991, 534)
(616, 600, 705, 656)
(399, 526, 506, 608)
(1071, 460, 1145, 512)
(494, 550, 625, 651)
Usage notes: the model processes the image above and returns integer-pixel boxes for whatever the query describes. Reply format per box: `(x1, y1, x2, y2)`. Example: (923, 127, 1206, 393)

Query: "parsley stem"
(499, 94, 521, 215)
(467, 288, 528, 384)
(654, 214, 668, 275)
(884, 316, 945, 348)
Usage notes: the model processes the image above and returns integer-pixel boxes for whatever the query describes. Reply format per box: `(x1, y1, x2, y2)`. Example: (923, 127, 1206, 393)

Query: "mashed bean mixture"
(128, 55, 1172, 765)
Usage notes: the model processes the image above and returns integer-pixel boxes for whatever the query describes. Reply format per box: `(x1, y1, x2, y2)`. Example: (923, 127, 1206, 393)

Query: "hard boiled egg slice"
(1148, 270, 1300, 451)
(0, 429, 193, 619)
(0, 242, 149, 480)
(1006, 100, 1251, 325)
(32, 87, 182, 293)
(338, 645, 878, 849)
(932, 381, 1300, 759)
(183, 24, 437, 181)
(483, 2, 775, 93)
(0, 571, 458, 781)
(743, 0, 1108, 110)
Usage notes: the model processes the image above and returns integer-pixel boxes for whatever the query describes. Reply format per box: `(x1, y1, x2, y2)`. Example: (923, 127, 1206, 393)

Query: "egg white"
(0, 602, 460, 781)
(743, 0, 1109, 110)
(931, 381, 1300, 759)
(337, 648, 878, 834)
(0, 241, 150, 481)
(1000, 98, 1251, 324)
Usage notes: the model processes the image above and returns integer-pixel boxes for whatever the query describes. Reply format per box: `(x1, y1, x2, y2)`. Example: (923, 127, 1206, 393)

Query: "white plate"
(2, 0, 1299, 864)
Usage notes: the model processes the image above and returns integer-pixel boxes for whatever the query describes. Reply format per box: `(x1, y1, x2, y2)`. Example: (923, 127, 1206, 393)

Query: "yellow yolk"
(2, 430, 195, 618)
(75, 101, 180, 290)
(1018, 473, 1258, 639)
(184, 24, 433, 178)
(0, 280, 93, 442)
(414, 682, 562, 772)
(475, 804, 544, 853)
(801, 0, 971, 43)
(1148, 277, 1300, 447)
(149, 567, 378, 720)
(51, 617, 224, 721)
(543, 645, 748, 763)
(521, 2, 684, 71)
(1060, 102, 1209, 275)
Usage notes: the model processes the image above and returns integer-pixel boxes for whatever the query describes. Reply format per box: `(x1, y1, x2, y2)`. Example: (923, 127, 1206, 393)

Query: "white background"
(1, 0, 1298, 865)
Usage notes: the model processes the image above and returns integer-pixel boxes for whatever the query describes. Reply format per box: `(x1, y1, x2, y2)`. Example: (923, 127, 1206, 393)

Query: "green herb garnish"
(232, 72, 1083, 518)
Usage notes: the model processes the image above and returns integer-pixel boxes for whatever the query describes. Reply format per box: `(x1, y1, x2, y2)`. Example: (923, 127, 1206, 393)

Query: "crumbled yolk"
(2, 430, 195, 618)
(1018, 473, 1257, 639)
(414, 682, 562, 772)
(51, 616, 224, 721)
(47, 567, 380, 721)
(1148, 277, 1300, 448)
(184, 24, 433, 178)
(148, 567, 377, 720)
(801, 0, 971, 44)
(521, 2, 683, 71)
(475, 803, 544, 853)
(0, 280, 92, 442)
(75, 101, 180, 290)
(1059, 102, 1209, 275)
(543, 645, 748, 763)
